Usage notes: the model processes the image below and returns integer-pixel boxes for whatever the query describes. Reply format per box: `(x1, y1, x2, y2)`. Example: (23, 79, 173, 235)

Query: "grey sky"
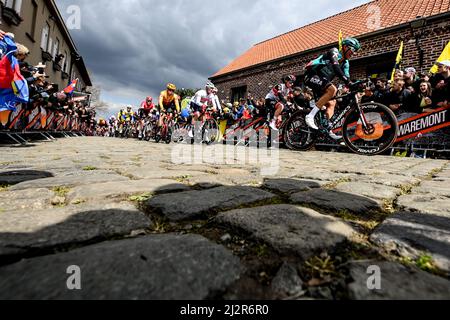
(56, 0, 369, 115)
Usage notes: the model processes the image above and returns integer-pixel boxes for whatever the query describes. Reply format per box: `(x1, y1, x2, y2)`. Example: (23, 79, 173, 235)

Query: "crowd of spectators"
(360, 63, 450, 120)
(0, 29, 95, 134)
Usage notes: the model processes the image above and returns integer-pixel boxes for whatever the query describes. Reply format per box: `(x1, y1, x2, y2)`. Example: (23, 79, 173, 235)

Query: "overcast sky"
(56, 0, 369, 116)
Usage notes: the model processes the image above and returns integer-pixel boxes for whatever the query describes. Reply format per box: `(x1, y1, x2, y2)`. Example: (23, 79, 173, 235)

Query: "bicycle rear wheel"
(202, 119, 220, 145)
(342, 102, 398, 156)
(283, 111, 318, 151)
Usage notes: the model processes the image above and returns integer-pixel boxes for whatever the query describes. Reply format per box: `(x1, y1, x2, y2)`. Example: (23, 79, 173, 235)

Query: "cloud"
(57, 0, 369, 113)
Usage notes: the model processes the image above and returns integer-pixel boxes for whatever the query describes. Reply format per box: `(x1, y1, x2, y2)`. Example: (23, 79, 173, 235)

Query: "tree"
(175, 88, 199, 100)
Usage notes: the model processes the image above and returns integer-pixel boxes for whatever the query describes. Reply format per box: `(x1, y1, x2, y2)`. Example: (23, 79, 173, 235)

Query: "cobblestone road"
(0, 137, 449, 300)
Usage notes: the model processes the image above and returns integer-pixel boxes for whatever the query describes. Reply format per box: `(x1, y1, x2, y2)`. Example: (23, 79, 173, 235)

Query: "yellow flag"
(339, 30, 343, 52)
(391, 41, 404, 82)
(430, 41, 450, 74)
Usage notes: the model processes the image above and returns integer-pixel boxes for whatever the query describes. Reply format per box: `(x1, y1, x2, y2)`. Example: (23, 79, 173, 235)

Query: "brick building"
(0, 0, 92, 93)
(210, 0, 450, 103)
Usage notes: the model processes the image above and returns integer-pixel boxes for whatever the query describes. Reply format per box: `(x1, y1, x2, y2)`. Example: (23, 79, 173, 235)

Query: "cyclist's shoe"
(269, 120, 278, 131)
(188, 128, 194, 138)
(305, 115, 319, 130)
(328, 130, 343, 141)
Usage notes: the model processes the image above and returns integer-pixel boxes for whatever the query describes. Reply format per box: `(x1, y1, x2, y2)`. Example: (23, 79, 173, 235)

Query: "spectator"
(15, 44, 29, 62)
(383, 78, 413, 117)
(361, 84, 376, 104)
(373, 78, 388, 103)
(404, 67, 420, 93)
(254, 98, 267, 118)
(234, 99, 246, 120)
(430, 60, 450, 107)
(410, 81, 434, 114)
(291, 87, 310, 109)
(418, 72, 431, 83)
(394, 69, 404, 81)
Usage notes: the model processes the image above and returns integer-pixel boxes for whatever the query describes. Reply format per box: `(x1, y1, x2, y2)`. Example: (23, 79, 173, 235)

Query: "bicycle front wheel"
(342, 102, 398, 156)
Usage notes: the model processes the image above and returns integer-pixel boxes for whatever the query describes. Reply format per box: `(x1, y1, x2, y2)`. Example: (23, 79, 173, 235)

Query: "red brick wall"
(212, 17, 450, 102)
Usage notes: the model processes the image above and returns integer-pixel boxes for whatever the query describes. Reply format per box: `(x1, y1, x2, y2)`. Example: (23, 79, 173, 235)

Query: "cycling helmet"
(205, 81, 216, 90)
(342, 38, 361, 52)
(146, 96, 153, 102)
(283, 75, 296, 83)
(167, 83, 177, 91)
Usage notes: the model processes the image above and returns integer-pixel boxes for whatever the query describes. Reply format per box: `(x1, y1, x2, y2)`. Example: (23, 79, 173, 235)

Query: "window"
(40, 23, 50, 50)
(231, 86, 247, 103)
(53, 38, 59, 60)
(29, 0, 38, 38)
(62, 50, 68, 72)
(65, 55, 71, 73)
(48, 37, 52, 54)
(4, 0, 22, 14)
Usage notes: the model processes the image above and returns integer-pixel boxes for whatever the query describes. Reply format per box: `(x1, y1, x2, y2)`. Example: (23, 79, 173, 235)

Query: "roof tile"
(213, 0, 450, 77)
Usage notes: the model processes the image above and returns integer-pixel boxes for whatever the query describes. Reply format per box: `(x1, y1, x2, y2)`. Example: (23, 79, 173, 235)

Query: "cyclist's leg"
(324, 94, 337, 120)
(270, 102, 284, 130)
(305, 76, 335, 129)
(317, 84, 337, 111)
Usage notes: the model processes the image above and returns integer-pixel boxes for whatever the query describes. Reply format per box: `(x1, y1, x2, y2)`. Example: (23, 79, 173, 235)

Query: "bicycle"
(155, 111, 176, 144)
(283, 80, 399, 155)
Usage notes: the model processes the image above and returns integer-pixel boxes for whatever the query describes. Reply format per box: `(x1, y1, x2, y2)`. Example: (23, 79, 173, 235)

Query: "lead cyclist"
(304, 37, 362, 140)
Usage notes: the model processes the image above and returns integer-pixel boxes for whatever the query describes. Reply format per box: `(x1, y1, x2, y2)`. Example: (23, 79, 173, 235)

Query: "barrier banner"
(396, 106, 450, 142)
(25, 106, 41, 130)
(0, 110, 10, 126)
(56, 113, 65, 131)
(63, 115, 69, 131)
(7, 104, 24, 130)
(40, 107, 47, 129)
(45, 111, 55, 130)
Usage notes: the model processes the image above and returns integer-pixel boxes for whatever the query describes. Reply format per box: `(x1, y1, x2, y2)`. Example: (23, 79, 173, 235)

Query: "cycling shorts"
(304, 74, 333, 97)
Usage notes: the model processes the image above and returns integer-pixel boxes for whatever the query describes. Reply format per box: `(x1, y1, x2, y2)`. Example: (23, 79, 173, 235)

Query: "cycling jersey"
(190, 90, 221, 111)
(159, 90, 180, 113)
(140, 101, 155, 111)
(265, 84, 291, 104)
(120, 111, 135, 122)
(139, 101, 155, 118)
(305, 47, 350, 84)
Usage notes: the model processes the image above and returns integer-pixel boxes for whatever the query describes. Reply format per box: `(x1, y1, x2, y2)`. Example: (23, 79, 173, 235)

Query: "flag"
(0, 37, 29, 112)
(339, 30, 343, 52)
(63, 78, 78, 95)
(391, 41, 404, 82)
(430, 41, 450, 74)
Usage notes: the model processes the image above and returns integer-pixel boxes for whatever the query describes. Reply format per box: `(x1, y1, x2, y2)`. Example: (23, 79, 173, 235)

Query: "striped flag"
(0, 37, 29, 112)
(63, 78, 78, 95)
